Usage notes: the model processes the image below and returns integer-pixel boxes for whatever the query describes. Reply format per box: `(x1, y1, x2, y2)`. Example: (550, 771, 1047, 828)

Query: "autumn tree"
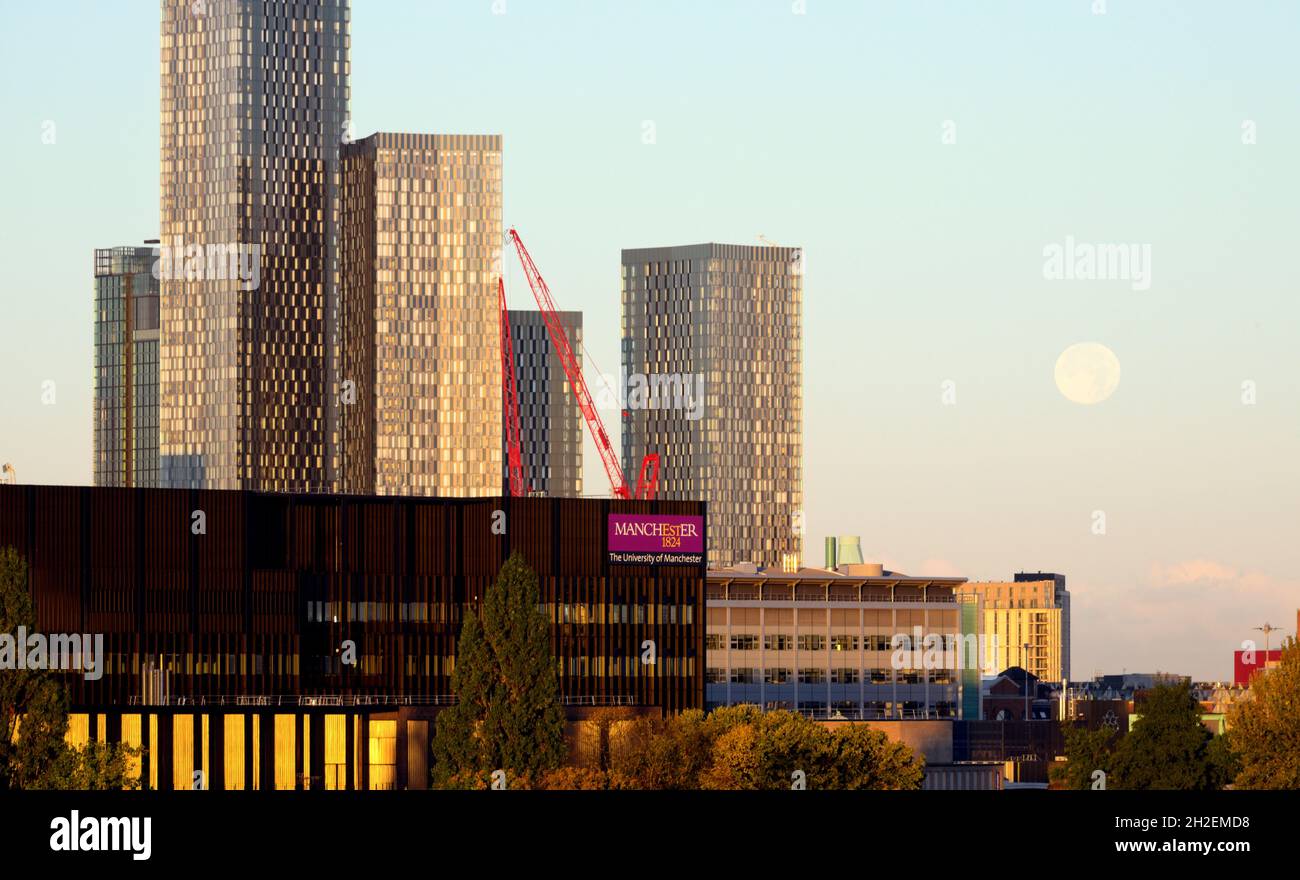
(1227, 637, 1300, 789)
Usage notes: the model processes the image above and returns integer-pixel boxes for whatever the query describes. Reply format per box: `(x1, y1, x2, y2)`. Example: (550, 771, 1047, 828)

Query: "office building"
(705, 564, 980, 719)
(504, 309, 583, 497)
(621, 243, 803, 567)
(340, 133, 503, 497)
(964, 573, 1071, 683)
(0, 483, 705, 789)
(159, 0, 350, 492)
(93, 246, 161, 488)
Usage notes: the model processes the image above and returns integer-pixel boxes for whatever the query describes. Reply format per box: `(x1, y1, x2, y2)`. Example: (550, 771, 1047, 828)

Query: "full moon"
(1054, 342, 1121, 405)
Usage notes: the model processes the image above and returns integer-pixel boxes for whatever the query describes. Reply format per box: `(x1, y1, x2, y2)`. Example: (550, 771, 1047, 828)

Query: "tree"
(431, 552, 566, 787)
(0, 546, 138, 790)
(1051, 724, 1118, 790)
(607, 706, 924, 790)
(1227, 637, 1300, 789)
(1111, 681, 1219, 790)
(825, 723, 925, 790)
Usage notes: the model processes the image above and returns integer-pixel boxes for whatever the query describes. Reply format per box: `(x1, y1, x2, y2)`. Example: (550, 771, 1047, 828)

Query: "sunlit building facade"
(505, 309, 583, 497)
(93, 246, 161, 488)
(159, 0, 350, 492)
(965, 573, 1070, 683)
(621, 243, 803, 567)
(706, 566, 981, 720)
(340, 133, 503, 497)
(0, 483, 705, 789)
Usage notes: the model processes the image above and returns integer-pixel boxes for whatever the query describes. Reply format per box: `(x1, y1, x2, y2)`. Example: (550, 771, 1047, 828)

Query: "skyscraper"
(339, 133, 503, 497)
(93, 246, 161, 488)
(159, 0, 350, 491)
(621, 243, 803, 567)
(504, 309, 583, 497)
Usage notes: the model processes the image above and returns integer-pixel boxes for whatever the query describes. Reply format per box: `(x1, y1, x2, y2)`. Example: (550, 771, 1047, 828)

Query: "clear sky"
(1, 1, 1297, 681)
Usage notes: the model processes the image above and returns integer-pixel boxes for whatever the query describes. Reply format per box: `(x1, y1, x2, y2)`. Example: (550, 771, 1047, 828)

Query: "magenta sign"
(607, 514, 705, 566)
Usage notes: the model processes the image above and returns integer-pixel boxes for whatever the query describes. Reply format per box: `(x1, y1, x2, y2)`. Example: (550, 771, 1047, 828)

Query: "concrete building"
(93, 246, 161, 488)
(159, 0, 350, 492)
(339, 133, 503, 497)
(965, 572, 1070, 683)
(706, 565, 982, 720)
(621, 243, 802, 567)
(504, 309, 583, 497)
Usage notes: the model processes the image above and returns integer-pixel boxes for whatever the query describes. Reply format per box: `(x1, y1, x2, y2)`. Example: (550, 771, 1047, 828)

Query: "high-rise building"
(621, 243, 803, 567)
(965, 573, 1071, 683)
(93, 246, 161, 488)
(339, 133, 503, 496)
(159, 0, 350, 491)
(504, 309, 583, 497)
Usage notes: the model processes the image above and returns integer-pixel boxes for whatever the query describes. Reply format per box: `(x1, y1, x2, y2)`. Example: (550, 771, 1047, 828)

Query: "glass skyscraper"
(621, 243, 804, 567)
(505, 309, 583, 498)
(93, 246, 161, 488)
(339, 133, 503, 497)
(159, 0, 350, 491)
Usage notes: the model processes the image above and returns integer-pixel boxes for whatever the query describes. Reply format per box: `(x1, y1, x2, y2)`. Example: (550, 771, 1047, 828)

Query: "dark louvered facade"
(0, 485, 705, 714)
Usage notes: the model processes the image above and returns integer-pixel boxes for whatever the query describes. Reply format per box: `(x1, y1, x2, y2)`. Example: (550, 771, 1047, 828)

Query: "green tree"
(431, 552, 566, 787)
(0, 546, 138, 790)
(824, 723, 925, 790)
(1111, 681, 1219, 790)
(1050, 724, 1118, 790)
(1227, 637, 1300, 789)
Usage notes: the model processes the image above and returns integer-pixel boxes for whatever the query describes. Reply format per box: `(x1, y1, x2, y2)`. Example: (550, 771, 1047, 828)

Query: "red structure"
(507, 227, 659, 500)
(1234, 649, 1283, 686)
(498, 277, 526, 497)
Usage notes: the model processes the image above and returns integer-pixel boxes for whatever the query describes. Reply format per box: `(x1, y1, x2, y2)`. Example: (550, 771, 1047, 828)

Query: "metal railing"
(127, 693, 638, 708)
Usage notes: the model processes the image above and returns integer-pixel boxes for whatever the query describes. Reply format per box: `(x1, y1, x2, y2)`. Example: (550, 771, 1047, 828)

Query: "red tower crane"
(498, 277, 526, 497)
(506, 227, 660, 501)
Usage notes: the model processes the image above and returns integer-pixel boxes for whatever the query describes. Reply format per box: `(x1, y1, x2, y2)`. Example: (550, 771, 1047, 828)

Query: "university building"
(705, 563, 983, 720)
(0, 484, 705, 789)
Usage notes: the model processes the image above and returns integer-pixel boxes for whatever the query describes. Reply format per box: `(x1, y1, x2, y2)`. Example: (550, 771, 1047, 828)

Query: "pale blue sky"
(1, 1, 1298, 680)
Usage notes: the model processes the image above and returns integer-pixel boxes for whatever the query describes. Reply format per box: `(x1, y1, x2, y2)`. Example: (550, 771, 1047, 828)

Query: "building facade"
(340, 132, 503, 497)
(505, 309, 583, 497)
(159, 0, 350, 492)
(0, 484, 704, 789)
(964, 573, 1070, 683)
(705, 566, 980, 720)
(93, 246, 161, 488)
(621, 243, 803, 567)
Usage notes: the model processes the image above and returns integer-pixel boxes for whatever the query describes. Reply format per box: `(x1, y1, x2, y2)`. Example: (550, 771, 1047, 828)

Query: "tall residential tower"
(159, 0, 350, 491)
(339, 133, 503, 496)
(504, 309, 583, 497)
(93, 246, 161, 488)
(621, 243, 803, 567)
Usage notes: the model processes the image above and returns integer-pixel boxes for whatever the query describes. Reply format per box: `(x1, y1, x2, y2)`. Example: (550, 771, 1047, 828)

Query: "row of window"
(710, 634, 907, 652)
(707, 668, 957, 685)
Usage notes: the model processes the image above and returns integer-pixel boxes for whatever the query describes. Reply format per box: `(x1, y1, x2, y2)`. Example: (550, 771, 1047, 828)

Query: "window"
(830, 635, 857, 651)
(798, 668, 825, 684)
(831, 668, 858, 685)
(730, 634, 759, 651)
(730, 668, 757, 684)
(764, 634, 792, 651)
(797, 634, 825, 652)
(765, 667, 791, 684)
